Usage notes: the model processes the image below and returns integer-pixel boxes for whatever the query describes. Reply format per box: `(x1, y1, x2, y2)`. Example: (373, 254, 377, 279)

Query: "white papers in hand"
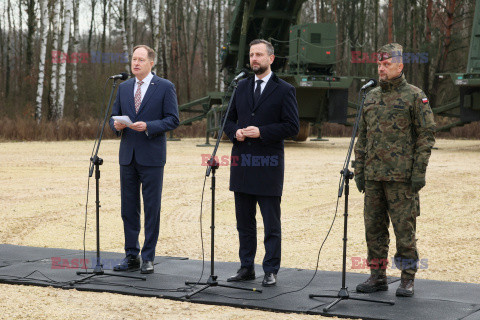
(112, 115, 133, 126)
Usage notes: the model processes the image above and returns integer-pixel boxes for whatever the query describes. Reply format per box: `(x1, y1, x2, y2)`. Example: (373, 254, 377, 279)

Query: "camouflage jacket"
(354, 74, 436, 182)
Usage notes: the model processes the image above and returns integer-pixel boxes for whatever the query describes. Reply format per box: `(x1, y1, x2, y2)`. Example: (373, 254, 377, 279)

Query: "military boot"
(396, 278, 414, 297)
(356, 274, 388, 293)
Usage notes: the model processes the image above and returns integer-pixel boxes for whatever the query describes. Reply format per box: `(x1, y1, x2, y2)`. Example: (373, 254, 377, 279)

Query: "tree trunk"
(190, 0, 201, 72)
(71, 0, 80, 118)
(163, 0, 171, 79)
(388, 0, 394, 43)
(10, 0, 18, 95)
(348, 1, 356, 75)
(87, 0, 96, 54)
(35, 0, 49, 122)
(128, 0, 134, 53)
(26, 0, 36, 71)
(216, 0, 224, 90)
(0, 8, 4, 85)
(6, 0, 12, 99)
(54, 0, 73, 121)
(320, 0, 324, 23)
(101, 0, 107, 73)
(423, 0, 433, 96)
(374, 0, 379, 50)
(120, 0, 130, 73)
(18, 0, 23, 69)
(152, 0, 162, 75)
(49, 0, 62, 119)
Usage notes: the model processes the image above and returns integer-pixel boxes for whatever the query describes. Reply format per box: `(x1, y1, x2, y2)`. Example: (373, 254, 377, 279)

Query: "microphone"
(361, 78, 377, 90)
(109, 72, 129, 80)
(232, 69, 248, 82)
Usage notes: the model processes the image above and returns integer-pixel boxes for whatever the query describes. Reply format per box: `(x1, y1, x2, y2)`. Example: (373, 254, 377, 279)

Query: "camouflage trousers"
(363, 180, 420, 280)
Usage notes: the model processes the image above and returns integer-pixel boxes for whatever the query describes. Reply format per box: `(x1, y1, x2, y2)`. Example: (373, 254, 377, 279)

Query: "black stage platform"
(0, 244, 478, 320)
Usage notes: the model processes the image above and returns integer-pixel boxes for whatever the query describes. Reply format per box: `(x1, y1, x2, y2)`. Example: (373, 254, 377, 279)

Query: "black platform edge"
(1, 244, 479, 320)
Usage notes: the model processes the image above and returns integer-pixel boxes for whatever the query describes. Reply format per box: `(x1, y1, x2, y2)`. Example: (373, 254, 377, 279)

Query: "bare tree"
(5, 0, 12, 98)
(216, 0, 224, 90)
(87, 0, 97, 53)
(128, 0, 133, 53)
(49, 0, 62, 119)
(35, 0, 49, 122)
(101, 0, 108, 73)
(152, 0, 164, 75)
(71, 0, 80, 118)
(26, 0, 36, 71)
(54, 0, 73, 120)
(388, 0, 394, 43)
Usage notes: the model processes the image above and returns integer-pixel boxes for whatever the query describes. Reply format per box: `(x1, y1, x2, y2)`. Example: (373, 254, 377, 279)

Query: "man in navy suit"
(109, 45, 179, 274)
(223, 39, 299, 286)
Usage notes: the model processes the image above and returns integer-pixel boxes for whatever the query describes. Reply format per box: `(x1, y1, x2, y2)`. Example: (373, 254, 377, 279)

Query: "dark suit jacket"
(109, 74, 179, 166)
(223, 73, 299, 197)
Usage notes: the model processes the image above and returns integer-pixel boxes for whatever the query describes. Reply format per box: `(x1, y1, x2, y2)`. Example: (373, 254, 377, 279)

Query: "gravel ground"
(0, 137, 478, 319)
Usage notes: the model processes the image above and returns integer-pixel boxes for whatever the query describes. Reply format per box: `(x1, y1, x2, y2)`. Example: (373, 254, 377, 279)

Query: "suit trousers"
(234, 192, 281, 274)
(120, 157, 164, 261)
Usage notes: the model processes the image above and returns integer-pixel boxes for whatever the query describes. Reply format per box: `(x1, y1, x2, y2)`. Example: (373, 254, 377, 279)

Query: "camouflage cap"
(378, 43, 403, 62)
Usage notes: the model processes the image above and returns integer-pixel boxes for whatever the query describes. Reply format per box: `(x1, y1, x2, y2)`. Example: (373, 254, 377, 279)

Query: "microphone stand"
(308, 88, 394, 312)
(72, 77, 146, 285)
(185, 78, 262, 298)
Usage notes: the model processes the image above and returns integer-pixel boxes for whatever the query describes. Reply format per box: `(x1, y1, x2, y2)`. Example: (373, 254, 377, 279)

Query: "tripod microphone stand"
(73, 75, 145, 284)
(309, 87, 394, 312)
(185, 77, 262, 299)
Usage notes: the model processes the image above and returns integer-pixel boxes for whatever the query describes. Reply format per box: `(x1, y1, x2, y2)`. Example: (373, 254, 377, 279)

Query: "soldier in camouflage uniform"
(353, 43, 435, 297)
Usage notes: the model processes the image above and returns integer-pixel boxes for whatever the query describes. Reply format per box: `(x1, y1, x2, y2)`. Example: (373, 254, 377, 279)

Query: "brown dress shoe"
(356, 274, 388, 293)
(396, 278, 414, 297)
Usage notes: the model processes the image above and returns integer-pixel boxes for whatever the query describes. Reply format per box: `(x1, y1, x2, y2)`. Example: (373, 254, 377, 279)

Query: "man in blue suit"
(223, 39, 299, 286)
(109, 45, 179, 274)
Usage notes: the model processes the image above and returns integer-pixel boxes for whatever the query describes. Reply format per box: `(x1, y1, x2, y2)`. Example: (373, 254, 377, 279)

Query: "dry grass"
(0, 137, 479, 319)
(1, 116, 479, 141)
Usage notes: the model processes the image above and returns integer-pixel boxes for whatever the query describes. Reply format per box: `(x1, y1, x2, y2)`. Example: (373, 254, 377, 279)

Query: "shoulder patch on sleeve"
(422, 97, 428, 104)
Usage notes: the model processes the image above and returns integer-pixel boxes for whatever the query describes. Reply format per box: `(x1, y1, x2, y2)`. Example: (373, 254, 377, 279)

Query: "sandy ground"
(0, 137, 479, 319)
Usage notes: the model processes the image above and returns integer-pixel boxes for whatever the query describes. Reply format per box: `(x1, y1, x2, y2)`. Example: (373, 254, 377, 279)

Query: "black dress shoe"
(262, 273, 277, 287)
(227, 267, 255, 282)
(141, 261, 154, 274)
(113, 255, 140, 271)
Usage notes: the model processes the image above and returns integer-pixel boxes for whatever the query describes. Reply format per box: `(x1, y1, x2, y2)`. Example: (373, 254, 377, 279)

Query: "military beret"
(378, 43, 403, 62)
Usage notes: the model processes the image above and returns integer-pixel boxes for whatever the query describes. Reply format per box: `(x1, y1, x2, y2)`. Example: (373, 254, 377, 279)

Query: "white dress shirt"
(133, 72, 154, 102)
(254, 71, 272, 94)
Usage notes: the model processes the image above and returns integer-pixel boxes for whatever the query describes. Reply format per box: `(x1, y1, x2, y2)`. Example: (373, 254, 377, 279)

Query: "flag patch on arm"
(422, 97, 428, 104)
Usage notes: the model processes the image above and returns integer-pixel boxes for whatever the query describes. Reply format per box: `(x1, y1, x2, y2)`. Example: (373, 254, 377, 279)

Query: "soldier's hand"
(411, 177, 426, 193)
(354, 173, 365, 193)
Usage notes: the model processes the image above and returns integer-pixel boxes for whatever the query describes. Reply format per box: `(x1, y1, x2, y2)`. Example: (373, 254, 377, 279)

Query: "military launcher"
(178, 0, 355, 145)
(177, 0, 480, 143)
(434, 0, 480, 131)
